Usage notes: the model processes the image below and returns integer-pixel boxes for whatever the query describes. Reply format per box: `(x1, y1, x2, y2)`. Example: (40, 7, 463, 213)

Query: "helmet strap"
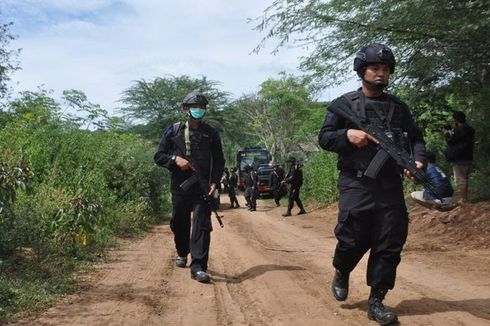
(361, 71, 387, 90)
(363, 79, 387, 90)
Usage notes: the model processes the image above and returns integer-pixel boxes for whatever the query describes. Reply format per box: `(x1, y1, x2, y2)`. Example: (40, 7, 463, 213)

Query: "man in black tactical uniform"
(281, 157, 306, 217)
(318, 44, 426, 325)
(221, 168, 230, 193)
(228, 167, 240, 208)
(243, 165, 257, 211)
(271, 164, 286, 207)
(154, 91, 225, 283)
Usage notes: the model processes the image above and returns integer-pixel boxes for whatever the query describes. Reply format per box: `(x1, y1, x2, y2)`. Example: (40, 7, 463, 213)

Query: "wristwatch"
(171, 155, 176, 162)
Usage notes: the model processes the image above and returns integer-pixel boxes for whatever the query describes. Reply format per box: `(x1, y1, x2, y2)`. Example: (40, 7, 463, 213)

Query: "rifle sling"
(184, 120, 191, 157)
(357, 90, 394, 178)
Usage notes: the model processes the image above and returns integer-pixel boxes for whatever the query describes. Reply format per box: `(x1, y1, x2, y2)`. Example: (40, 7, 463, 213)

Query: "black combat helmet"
(182, 91, 209, 107)
(353, 43, 396, 76)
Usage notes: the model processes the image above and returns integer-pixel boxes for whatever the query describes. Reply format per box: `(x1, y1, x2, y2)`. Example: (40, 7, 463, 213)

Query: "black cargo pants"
(287, 187, 304, 212)
(333, 172, 409, 290)
(171, 192, 212, 273)
(244, 187, 256, 209)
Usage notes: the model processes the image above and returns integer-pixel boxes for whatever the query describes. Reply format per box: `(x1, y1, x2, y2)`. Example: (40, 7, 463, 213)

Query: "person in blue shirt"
(411, 151, 454, 208)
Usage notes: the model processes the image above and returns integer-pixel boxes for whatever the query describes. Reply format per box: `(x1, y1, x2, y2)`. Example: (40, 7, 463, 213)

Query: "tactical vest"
(287, 165, 303, 188)
(229, 174, 238, 188)
(338, 90, 406, 172)
(244, 171, 256, 188)
(172, 121, 214, 177)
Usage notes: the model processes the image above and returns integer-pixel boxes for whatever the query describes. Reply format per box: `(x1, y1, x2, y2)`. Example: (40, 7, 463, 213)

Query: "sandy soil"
(10, 196, 490, 326)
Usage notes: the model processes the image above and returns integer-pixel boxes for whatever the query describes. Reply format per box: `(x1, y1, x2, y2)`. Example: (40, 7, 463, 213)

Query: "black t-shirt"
(445, 124, 475, 162)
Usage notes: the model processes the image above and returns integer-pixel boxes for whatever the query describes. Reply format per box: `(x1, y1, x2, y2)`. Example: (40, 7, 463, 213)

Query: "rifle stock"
(328, 102, 444, 201)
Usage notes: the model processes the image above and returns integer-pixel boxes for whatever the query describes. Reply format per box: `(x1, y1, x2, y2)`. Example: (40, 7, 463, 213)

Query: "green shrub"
(302, 151, 339, 206)
(0, 105, 171, 321)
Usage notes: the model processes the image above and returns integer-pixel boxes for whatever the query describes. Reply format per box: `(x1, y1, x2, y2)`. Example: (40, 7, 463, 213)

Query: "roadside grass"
(0, 208, 173, 324)
(0, 253, 94, 323)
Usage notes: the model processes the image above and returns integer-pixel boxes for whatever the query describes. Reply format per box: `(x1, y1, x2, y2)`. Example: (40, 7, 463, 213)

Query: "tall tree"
(218, 97, 261, 164)
(242, 73, 316, 162)
(255, 0, 489, 90)
(0, 20, 20, 99)
(255, 0, 490, 194)
(7, 89, 60, 126)
(120, 75, 229, 141)
(62, 89, 108, 130)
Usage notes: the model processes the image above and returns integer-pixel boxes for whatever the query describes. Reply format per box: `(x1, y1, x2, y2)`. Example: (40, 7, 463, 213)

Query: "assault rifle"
(179, 167, 224, 228)
(328, 99, 445, 201)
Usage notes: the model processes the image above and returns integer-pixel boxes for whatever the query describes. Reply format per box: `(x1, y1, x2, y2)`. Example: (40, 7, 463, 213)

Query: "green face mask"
(189, 107, 206, 119)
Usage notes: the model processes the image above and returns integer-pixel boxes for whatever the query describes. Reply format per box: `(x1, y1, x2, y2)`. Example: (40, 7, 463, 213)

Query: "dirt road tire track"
(10, 196, 490, 325)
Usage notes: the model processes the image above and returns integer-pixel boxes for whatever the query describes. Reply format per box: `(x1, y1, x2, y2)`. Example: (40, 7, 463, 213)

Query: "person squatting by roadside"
(318, 43, 427, 325)
(243, 165, 257, 211)
(444, 110, 475, 203)
(410, 151, 454, 208)
(228, 167, 240, 208)
(281, 157, 306, 217)
(154, 91, 225, 283)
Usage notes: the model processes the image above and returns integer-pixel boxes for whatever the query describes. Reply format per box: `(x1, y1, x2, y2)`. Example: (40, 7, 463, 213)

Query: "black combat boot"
(283, 202, 293, 216)
(175, 256, 187, 268)
(331, 269, 349, 301)
(297, 201, 306, 215)
(367, 288, 398, 325)
(191, 270, 211, 283)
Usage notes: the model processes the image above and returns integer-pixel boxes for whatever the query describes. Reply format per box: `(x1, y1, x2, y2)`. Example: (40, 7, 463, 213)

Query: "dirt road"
(13, 197, 490, 325)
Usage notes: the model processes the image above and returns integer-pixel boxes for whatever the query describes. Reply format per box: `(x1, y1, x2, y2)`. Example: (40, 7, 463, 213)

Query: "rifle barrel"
(328, 104, 444, 200)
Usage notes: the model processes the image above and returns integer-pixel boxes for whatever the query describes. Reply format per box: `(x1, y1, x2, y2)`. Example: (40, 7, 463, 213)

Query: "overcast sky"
(1, 0, 356, 114)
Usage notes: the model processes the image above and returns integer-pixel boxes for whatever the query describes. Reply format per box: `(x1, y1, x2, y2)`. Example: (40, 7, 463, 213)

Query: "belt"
(341, 170, 365, 178)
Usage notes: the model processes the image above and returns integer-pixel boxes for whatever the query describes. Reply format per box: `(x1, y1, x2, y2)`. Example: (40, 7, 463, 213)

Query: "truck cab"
(255, 164, 274, 198)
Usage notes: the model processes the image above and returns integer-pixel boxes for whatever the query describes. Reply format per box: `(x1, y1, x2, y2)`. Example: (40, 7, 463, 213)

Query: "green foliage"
(0, 21, 20, 99)
(227, 73, 321, 163)
(120, 75, 230, 141)
(257, 73, 315, 161)
(0, 255, 82, 322)
(62, 89, 109, 130)
(255, 0, 489, 90)
(0, 154, 33, 257)
(0, 276, 16, 319)
(256, 0, 489, 202)
(0, 90, 170, 321)
(6, 89, 61, 126)
(218, 95, 263, 164)
(302, 151, 339, 206)
(465, 84, 490, 201)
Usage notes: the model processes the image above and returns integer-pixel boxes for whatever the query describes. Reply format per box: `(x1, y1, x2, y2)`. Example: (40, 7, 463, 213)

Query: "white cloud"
(3, 0, 116, 13)
(5, 0, 356, 114)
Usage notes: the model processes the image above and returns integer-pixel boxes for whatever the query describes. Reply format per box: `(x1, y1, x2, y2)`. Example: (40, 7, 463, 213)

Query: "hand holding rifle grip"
(328, 101, 444, 201)
(178, 159, 224, 228)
